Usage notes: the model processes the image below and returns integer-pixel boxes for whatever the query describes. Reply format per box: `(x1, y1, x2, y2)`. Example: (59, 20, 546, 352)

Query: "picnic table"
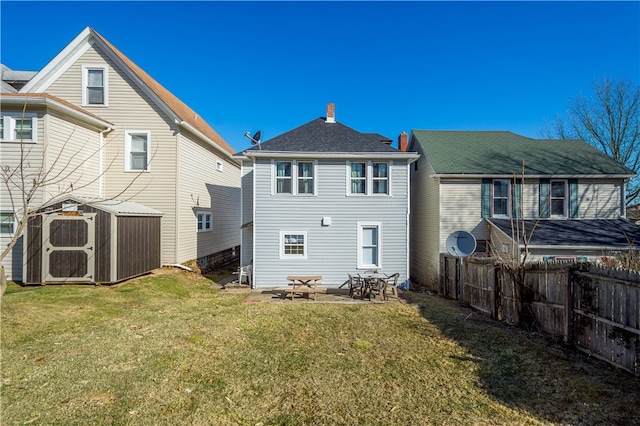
(285, 275, 322, 300)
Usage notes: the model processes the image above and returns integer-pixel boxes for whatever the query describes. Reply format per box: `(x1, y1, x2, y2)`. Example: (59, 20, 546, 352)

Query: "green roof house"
(408, 130, 638, 288)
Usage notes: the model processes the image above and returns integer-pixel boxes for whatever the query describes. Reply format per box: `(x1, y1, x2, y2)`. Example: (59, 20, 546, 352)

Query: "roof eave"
(176, 120, 240, 166)
(239, 150, 420, 161)
(1, 94, 113, 129)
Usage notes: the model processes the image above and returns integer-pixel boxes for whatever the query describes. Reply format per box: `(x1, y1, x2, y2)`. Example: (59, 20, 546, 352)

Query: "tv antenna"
(244, 130, 262, 150)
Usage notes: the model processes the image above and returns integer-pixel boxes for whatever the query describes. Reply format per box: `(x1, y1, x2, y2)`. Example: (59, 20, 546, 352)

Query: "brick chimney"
(325, 103, 336, 123)
(398, 131, 408, 152)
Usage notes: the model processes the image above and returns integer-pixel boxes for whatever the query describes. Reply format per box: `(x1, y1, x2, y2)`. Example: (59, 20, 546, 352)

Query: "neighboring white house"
(234, 103, 419, 288)
(1, 27, 241, 283)
(408, 130, 637, 288)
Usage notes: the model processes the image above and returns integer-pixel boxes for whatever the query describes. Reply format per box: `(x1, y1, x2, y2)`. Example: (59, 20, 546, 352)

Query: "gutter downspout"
(99, 127, 114, 198)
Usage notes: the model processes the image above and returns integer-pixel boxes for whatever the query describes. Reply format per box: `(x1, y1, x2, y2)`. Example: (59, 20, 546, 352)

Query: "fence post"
(564, 266, 574, 344)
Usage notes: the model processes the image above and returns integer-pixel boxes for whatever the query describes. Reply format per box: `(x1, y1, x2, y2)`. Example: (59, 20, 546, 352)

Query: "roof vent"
(325, 103, 335, 123)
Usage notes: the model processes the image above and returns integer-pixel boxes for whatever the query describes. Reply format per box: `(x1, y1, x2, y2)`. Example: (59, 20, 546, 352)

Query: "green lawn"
(2, 268, 639, 425)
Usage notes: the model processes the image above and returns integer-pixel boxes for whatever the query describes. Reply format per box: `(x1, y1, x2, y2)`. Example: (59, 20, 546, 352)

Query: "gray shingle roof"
(488, 218, 640, 248)
(411, 130, 634, 176)
(245, 118, 398, 153)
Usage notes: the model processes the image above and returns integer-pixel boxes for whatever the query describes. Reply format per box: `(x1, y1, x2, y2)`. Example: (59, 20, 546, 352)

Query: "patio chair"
(236, 261, 252, 286)
(347, 274, 363, 298)
(382, 273, 400, 301)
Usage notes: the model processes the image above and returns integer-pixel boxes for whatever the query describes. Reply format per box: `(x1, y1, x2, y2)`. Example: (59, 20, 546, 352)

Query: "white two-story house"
(235, 104, 419, 288)
(1, 27, 241, 283)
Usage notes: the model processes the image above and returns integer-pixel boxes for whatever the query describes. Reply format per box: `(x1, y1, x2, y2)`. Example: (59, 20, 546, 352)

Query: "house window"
(197, 212, 212, 232)
(125, 131, 150, 171)
(297, 162, 314, 194)
(274, 161, 316, 195)
(493, 180, 510, 217)
(349, 162, 390, 195)
(358, 222, 381, 269)
(216, 160, 224, 172)
(372, 162, 389, 194)
(82, 65, 108, 106)
(0, 114, 37, 142)
(350, 162, 367, 194)
(0, 212, 15, 234)
(551, 180, 567, 217)
(280, 231, 308, 259)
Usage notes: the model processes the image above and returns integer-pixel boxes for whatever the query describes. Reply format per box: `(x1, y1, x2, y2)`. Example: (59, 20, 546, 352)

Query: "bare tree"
(542, 77, 640, 204)
(1, 100, 152, 294)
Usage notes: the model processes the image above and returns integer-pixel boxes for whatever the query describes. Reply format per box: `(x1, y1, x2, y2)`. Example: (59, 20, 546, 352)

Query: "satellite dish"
(446, 230, 476, 258)
(244, 130, 262, 149)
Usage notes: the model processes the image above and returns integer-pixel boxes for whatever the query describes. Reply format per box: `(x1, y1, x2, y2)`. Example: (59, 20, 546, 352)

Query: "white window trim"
(0, 210, 16, 235)
(124, 130, 151, 172)
(216, 160, 224, 172)
(82, 64, 109, 106)
(347, 161, 391, 196)
(492, 179, 511, 218)
(550, 179, 568, 218)
(0, 113, 38, 143)
(272, 160, 317, 196)
(357, 221, 382, 269)
(279, 230, 308, 259)
(196, 211, 213, 233)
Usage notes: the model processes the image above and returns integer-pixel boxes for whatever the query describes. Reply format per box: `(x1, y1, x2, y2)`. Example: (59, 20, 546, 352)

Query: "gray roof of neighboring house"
(410, 130, 635, 176)
(244, 118, 398, 153)
(487, 218, 640, 249)
(1, 64, 37, 92)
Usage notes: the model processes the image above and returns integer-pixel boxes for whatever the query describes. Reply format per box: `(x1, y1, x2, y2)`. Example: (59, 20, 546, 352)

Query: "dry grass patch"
(2, 270, 639, 425)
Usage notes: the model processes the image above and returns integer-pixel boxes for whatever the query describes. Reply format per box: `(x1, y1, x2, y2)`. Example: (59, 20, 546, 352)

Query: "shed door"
(42, 214, 96, 282)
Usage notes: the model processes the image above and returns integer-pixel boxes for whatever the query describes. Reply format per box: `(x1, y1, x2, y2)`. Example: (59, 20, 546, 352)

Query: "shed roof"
(53, 196, 163, 216)
(411, 130, 634, 176)
(487, 218, 640, 249)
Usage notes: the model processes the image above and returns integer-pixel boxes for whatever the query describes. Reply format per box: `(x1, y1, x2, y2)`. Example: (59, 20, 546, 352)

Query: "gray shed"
(24, 196, 163, 284)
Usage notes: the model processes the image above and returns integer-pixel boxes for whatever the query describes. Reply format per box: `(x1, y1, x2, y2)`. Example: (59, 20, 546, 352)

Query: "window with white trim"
(0, 211, 15, 234)
(348, 161, 390, 195)
(280, 231, 308, 259)
(197, 211, 212, 232)
(358, 222, 381, 269)
(0, 113, 38, 142)
(125, 131, 150, 171)
(216, 160, 224, 172)
(493, 180, 510, 217)
(550, 180, 567, 217)
(274, 161, 316, 195)
(82, 64, 108, 106)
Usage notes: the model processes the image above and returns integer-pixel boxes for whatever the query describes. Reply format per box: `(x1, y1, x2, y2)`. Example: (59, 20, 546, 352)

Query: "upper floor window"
(82, 64, 108, 106)
(493, 180, 510, 217)
(349, 161, 390, 195)
(125, 131, 150, 172)
(0, 113, 37, 142)
(274, 160, 316, 195)
(550, 180, 567, 217)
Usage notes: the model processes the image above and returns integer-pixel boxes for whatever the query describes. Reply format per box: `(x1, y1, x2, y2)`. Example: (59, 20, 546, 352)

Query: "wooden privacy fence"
(439, 254, 640, 375)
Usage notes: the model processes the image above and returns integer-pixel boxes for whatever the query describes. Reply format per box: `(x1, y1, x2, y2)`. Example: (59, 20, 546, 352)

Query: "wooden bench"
(285, 275, 322, 300)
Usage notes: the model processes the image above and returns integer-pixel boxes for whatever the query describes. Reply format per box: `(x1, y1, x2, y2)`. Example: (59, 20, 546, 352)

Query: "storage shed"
(24, 196, 163, 284)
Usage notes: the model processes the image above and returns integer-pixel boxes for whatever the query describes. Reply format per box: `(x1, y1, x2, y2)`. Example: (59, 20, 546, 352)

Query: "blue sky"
(1, 1, 638, 152)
